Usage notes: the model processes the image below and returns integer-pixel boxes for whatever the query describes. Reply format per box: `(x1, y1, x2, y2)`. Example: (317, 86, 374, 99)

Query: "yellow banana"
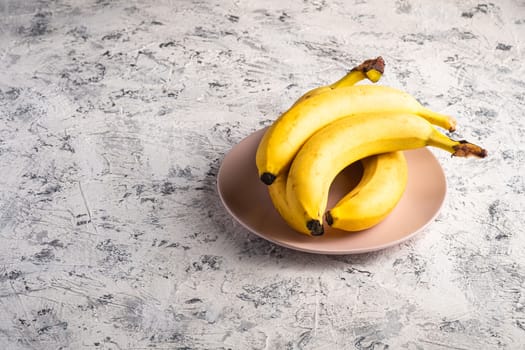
(267, 57, 391, 234)
(256, 85, 457, 185)
(286, 112, 487, 236)
(326, 152, 408, 232)
(269, 152, 408, 235)
(267, 166, 308, 233)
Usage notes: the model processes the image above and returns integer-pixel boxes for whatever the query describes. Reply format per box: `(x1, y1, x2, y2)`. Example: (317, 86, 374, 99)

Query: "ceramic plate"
(217, 128, 446, 254)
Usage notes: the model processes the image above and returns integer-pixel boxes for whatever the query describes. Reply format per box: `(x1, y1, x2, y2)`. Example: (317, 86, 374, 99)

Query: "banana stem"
(330, 56, 385, 89)
(452, 140, 488, 158)
(428, 129, 487, 158)
(329, 71, 367, 89)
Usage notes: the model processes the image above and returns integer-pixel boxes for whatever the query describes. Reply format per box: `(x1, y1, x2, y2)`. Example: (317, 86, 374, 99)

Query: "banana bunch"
(256, 57, 487, 236)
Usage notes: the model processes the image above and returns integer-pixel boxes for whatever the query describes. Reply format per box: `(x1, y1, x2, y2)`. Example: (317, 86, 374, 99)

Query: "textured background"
(0, 0, 524, 349)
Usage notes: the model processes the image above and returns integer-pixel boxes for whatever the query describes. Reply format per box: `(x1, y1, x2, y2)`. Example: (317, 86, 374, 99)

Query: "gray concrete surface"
(0, 0, 524, 349)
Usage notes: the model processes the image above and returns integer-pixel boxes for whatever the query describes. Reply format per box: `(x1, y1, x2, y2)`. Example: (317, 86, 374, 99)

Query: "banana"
(326, 152, 408, 232)
(267, 57, 392, 235)
(269, 152, 408, 235)
(286, 112, 487, 236)
(256, 85, 457, 185)
(290, 56, 385, 107)
(267, 165, 309, 233)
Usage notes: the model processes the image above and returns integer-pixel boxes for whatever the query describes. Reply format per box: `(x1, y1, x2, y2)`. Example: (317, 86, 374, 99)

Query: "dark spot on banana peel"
(325, 211, 334, 226)
(307, 219, 324, 236)
(351, 56, 385, 74)
(260, 172, 276, 185)
(452, 140, 487, 158)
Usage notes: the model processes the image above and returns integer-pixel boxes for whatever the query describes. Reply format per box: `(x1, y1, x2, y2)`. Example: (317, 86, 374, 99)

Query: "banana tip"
(449, 120, 457, 132)
(260, 172, 276, 185)
(325, 211, 334, 226)
(306, 219, 324, 236)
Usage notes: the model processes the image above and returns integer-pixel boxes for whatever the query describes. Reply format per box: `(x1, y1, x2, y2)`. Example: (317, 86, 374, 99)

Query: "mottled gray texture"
(0, 0, 524, 349)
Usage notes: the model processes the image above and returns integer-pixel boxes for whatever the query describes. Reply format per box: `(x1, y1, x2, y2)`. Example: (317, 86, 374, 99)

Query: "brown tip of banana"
(325, 211, 334, 226)
(452, 140, 487, 158)
(448, 118, 457, 132)
(260, 172, 276, 185)
(351, 56, 385, 75)
(306, 219, 324, 236)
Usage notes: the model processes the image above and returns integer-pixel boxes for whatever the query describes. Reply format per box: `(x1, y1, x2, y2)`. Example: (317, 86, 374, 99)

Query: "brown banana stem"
(350, 56, 385, 75)
(452, 140, 488, 158)
(428, 128, 487, 158)
(330, 57, 385, 89)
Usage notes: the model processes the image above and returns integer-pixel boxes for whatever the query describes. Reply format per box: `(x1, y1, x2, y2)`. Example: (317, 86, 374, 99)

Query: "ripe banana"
(267, 57, 398, 235)
(326, 152, 408, 232)
(269, 152, 409, 235)
(256, 85, 457, 185)
(286, 112, 487, 236)
(267, 165, 309, 234)
(291, 56, 385, 107)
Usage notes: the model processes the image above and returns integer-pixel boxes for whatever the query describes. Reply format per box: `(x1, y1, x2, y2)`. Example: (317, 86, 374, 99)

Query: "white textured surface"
(0, 0, 524, 349)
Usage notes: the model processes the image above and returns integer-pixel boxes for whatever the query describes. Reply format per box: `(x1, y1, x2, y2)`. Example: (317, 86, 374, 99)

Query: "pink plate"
(217, 128, 446, 254)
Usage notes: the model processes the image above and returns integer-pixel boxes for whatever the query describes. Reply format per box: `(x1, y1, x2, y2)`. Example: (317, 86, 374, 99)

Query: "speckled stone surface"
(0, 0, 524, 349)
